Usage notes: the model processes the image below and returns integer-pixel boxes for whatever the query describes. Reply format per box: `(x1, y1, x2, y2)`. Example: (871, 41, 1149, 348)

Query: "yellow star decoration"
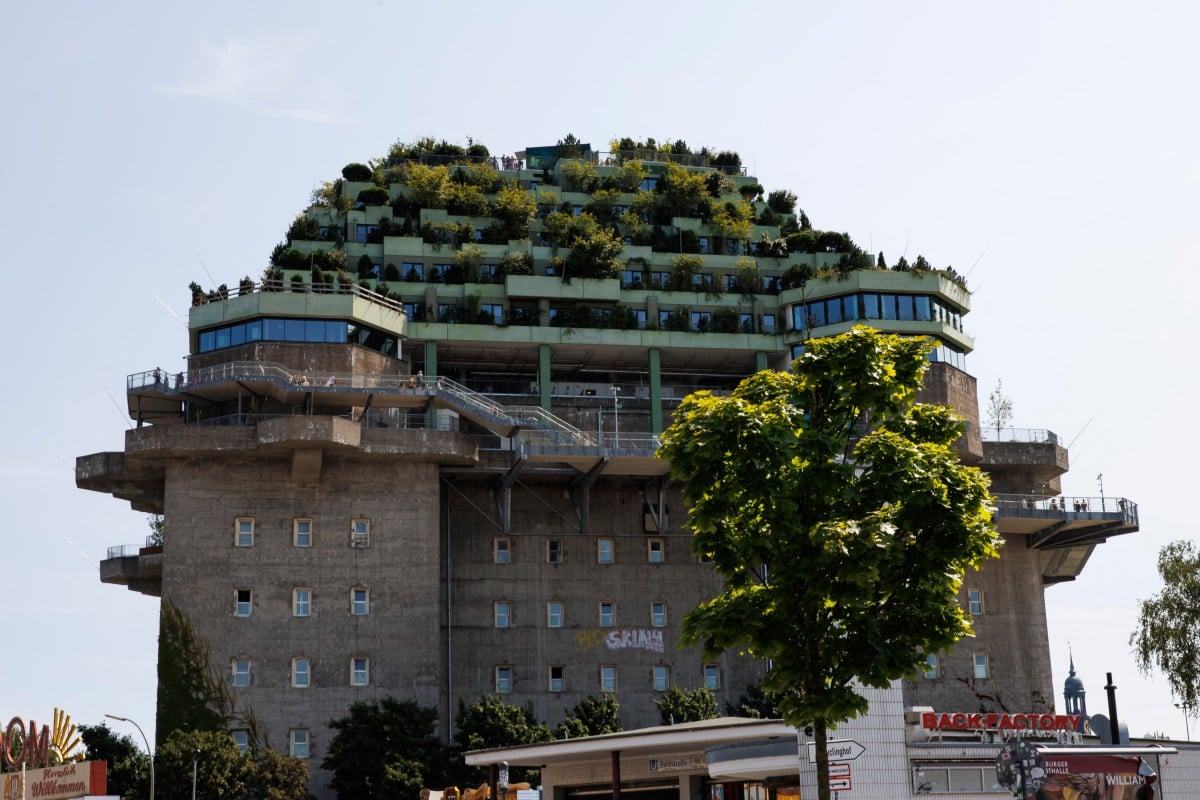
(48, 709, 83, 765)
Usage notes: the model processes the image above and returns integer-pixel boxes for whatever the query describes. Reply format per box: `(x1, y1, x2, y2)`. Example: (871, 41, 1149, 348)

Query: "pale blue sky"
(2, 0, 1195, 746)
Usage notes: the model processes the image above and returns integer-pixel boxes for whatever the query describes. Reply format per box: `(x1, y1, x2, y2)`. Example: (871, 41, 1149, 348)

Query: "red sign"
(921, 711, 1080, 732)
(1, 718, 50, 769)
(2, 761, 106, 800)
(1039, 753, 1147, 798)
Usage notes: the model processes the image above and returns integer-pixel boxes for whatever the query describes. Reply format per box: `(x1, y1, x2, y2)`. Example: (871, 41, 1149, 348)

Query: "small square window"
(647, 538, 664, 564)
(495, 601, 511, 628)
(547, 538, 562, 564)
(235, 518, 254, 547)
(599, 601, 615, 627)
(351, 518, 370, 548)
(597, 538, 614, 564)
(351, 587, 369, 616)
(653, 665, 669, 692)
(289, 729, 309, 759)
(351, 656, 370, 686)
(923, 654, 939, 679)
(973, 653, 990, 679)
(494, 537, 511, 564)
(601, 665, 617, 692)
(235, 588, 252, 617)
(230, 730, 249, 754)
(967, 588, 984, 616)
(496, 666, 512, 693)
(232, 658, 251, 688)
(292, 657, 311, 688)
(293, 588, 311, 617)
(704, 664, 720, 690)
(294, 518, 312, 547)
(549, 666, 565, 693)
(547, 601, 563, 628)
(650, 601, 667, 627)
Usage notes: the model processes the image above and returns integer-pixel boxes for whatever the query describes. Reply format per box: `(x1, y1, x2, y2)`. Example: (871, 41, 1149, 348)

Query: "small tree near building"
(654, 686, 719, 725)
(658, 326, 1001, 800)
(556, 694, 622, 738)
(1132, 540, 1200, 714)
(986, 379, 1014, 437)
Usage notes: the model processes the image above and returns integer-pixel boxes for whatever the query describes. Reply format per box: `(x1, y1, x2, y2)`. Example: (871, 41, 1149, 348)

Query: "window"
(355, 224, 378, 244)
(429, 263, 451, 282)
(911, 764, 993, 793)
(653, 665, 669, 692)
(234, 517, 254, 547)
(973, 652, 990, 679)
(478, 303, 504, 324)
(548, 666, 564, 693)
(293, 588, 311, 617)
(292, 657, 311, 688)
(293, 518, 312, 547)
(967, 588, 984, 616)
(232, 658, 251, 688)
(698, 236, 710, 254)
(351, 657, 369, 686)
(923, 654, 939, 679)
(495, 601, 511, 628)
(650, 270, 670, 290)
(704, 664, 720, 690)
(351, 587, 369, 616)
(547, 538, 562, 564)
(692, 273, 715, 291)
(289, 729, 309, 759)
(351, 518, 370, 548)
(230, 730, 249, 754)
(597, 538, 614, 564)
(494, 537, 511, 564)
(235, 589, 252, 617)
(647, 538, 664, 564)
(601, 665, 617, 692)
(632, 309, 647, 330)
(690, 310, 713, 331)
(402, 262, 425, 281)
(621, 270, 644, 289)
(496, 666, 512, 693)
(650, 601, 667, 627)
(761, 314, 776, 334)
(599, 601, 615, 627)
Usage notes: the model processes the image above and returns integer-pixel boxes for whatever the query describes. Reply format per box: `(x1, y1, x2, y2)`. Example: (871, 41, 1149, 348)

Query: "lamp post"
(498, 761, 509, 800)
(1175, 703, 1192, 741)
(106, 714, 153, 800)
(610, 387, 620, 447)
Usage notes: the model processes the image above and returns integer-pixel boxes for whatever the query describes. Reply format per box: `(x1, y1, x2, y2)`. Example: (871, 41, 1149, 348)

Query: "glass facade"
(791, 291, 963, 333)
(198, 317, 398, 358)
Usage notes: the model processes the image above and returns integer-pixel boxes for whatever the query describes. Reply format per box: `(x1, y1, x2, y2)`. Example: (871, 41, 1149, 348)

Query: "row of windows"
(922, 652, 991, 680)
(234, 517, 370, 548)
(493, 663, 721, 694)
(234, 587, 368, 618)
(230, 656, 370, 689)
(492, 599, 668, 628)
(197, 318, 399, 357)
(230, 729, 311, 759)
(791, 291, 964, 332)
(494, 536, 666, 564)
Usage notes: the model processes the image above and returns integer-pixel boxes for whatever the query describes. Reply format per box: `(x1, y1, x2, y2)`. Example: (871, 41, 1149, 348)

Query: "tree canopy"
(556, 694, 622, 738)
(80, 723, 149, 800)
(658, 326, 1000, 800)
(324, 697, 449, 800)
(1132, 540, 1200, 712)
(154, 729, 309, 800)
(454, 696, 552, 785)
(654, 686, 719, 725)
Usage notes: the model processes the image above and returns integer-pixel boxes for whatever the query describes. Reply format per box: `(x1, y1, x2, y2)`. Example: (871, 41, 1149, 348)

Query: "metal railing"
(191, 280, 406, 315)
(981, 428, 1061, 445)
(106, 544, 142, 559)
(993, 494, 1137, 519)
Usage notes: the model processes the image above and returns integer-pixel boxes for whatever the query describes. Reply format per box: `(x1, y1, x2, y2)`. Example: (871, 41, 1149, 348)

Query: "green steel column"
(538, 344, 551, 412)
(649, 348, 662, 433)
(425, 341, 438, 427)
(755, 351, 768, 372)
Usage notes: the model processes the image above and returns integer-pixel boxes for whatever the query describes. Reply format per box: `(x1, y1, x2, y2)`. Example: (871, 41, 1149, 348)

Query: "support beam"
(649, 348, 662, 433)
(425, 341, 439, 429)
(494, 454, 526, 534)
(570, 459, 609, 535)
(641, 479, 666, 532)
(538, 344, 551, 412)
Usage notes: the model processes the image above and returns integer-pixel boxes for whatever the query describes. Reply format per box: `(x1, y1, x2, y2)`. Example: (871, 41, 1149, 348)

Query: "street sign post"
(807, 739, 866, 763)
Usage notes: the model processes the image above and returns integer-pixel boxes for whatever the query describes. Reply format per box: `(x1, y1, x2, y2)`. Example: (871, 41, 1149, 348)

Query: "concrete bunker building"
(77, 139, 1139, 795)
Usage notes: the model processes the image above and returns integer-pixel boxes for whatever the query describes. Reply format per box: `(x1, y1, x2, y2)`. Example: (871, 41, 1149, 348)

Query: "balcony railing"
(190, 280, 406, 315)
(106, 544, 142, 559)
(981, 427, 1061, 445)
(993, 494, 1137, 522)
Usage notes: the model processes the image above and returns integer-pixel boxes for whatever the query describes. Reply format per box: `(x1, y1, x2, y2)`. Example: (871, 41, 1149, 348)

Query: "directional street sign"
(828, 763, 851, 778)
(828, 777, 852, 791)
(807, 739, 866, 763)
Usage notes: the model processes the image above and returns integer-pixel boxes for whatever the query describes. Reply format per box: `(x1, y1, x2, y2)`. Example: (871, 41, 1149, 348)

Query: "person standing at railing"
(416, 370, 425, 388)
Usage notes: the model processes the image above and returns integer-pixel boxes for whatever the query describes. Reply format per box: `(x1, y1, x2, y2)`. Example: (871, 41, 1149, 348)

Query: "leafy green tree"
(658, 326, 1000, 800)
(154, 730, 256, 800)
(986, 380, 1014, 437)
(246, 747, 312, 800)
(324, 698, 448, 800)
(726, 681, 783, 719)
(654, 686, 719, 725)
(1132, 540, 1200, 712)
(492, 186, 538, 241)
(557, 694, 621, 738)
(80, 723, 150, 800)
(453, 696, 552, 785)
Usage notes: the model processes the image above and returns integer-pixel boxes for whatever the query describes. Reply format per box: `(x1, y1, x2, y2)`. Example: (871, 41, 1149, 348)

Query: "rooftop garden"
(189, 135, 968, 310)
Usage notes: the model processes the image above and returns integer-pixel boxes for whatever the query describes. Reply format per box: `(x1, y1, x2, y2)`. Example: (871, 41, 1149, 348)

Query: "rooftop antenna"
(153, 295, 189, 327)
(63, 537, 101, 572)
(964, 250, 987, 279)
(195, 252, 221, 299)
(1066, 416, 1094, 450)
(104, 386, 135, 429)
(900, 230, 911, 260)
